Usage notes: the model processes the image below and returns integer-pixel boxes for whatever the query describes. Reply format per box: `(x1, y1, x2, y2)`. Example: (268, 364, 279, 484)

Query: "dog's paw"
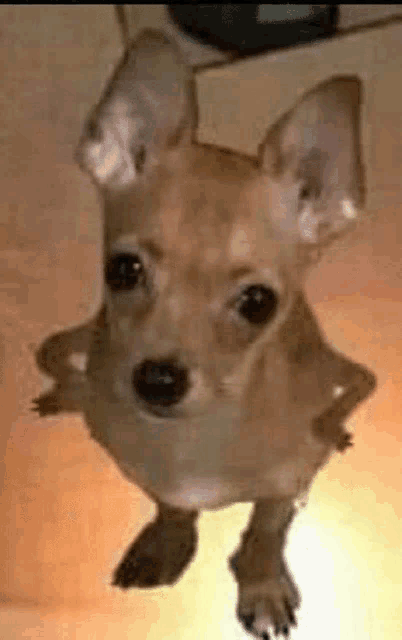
(112, 518, 198, 589)
(230, 553, 300, 639)
(237, 575, 300, 639)
(32, 391, 63, 417)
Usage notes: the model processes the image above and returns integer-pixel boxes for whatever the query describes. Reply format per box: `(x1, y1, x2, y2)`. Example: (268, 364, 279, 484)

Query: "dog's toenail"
(262, 632, 270, 640)
(229, 553, 239, 573)
(284, 601, 296, 626)
(282, 625, 289, 637)
(241, 613, 255, 631)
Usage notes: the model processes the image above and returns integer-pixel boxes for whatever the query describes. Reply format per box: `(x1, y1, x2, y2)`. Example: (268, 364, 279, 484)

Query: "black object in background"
(168, 4, 338, 57)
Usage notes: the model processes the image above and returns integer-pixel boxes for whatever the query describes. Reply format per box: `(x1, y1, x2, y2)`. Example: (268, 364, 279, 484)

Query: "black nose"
(132, 359, 189, 407)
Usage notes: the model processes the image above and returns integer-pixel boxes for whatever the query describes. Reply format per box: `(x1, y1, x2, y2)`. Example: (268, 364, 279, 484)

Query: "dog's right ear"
(259, 76, 365, 250)
(76, 29, 196, 190)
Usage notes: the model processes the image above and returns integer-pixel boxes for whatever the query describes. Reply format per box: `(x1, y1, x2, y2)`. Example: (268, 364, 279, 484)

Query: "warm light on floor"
(0, 493, 388, 639)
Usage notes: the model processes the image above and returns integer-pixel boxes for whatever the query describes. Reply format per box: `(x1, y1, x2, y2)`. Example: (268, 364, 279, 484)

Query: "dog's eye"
(105, 253, 144, 292)
(237, 285, 278, 325)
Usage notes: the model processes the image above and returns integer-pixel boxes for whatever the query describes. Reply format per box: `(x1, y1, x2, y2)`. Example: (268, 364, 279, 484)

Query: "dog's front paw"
(230, 553, 300, 639)
(32, 390, 63, 417)
(112, 517, 198, 589)
(237, 575, 299, 639)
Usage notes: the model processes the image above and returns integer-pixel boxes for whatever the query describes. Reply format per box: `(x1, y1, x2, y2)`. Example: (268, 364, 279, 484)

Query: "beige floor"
(1, 7, 401, 639)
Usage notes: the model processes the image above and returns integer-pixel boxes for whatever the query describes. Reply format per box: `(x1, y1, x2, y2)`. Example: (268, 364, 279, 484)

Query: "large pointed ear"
(76, 29, 197, 190)
(259, 76, 365, 247)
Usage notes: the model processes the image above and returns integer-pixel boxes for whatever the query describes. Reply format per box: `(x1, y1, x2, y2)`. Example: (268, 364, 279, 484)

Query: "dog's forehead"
(107, 146, 282, 269)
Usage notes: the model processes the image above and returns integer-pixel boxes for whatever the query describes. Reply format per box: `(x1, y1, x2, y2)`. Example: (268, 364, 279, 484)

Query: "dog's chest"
(154, 438, 331, 510)
(85, 396, 332, 510)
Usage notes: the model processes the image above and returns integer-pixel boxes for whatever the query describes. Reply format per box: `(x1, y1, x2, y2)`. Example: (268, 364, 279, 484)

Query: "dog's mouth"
(136, 399, 184, 421)
(133, 389, 229, 423)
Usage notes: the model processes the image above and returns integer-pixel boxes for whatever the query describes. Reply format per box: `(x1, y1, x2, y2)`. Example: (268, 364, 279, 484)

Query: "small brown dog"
(33, 30, 376, 638)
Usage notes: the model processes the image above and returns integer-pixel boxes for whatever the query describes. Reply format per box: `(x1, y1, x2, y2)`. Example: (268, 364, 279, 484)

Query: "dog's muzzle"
(132, 359, 189, 408)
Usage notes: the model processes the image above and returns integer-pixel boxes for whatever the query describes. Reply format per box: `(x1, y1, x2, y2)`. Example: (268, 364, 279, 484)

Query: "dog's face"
(77, 30, 364, 443)
(100, 147, 294, 423)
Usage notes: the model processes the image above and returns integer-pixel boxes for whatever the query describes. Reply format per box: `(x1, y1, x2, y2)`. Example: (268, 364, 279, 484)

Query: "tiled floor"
(1, 7, 401, 639)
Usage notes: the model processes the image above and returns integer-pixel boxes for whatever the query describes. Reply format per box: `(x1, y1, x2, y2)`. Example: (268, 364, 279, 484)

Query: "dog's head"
(77, 30, 365, 431)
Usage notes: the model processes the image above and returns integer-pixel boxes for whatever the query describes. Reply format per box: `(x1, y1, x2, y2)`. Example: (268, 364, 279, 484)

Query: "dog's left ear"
(260, 76, 364, 247)
(76, 29, 196, 190)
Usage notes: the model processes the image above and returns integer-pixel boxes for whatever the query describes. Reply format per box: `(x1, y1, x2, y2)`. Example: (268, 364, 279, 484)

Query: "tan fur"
(34, 30, 376, 639)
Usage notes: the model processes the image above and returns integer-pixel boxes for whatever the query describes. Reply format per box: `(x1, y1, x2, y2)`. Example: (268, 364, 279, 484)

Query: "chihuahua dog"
(33, 30, 376, 638)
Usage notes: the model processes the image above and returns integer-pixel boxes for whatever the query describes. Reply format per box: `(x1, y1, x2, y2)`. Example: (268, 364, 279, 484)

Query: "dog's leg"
(229, 498, 299, 639)
(112, 503, 199, 589)
(314, 361, 377, 452)
(32, 309, 105, 416)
